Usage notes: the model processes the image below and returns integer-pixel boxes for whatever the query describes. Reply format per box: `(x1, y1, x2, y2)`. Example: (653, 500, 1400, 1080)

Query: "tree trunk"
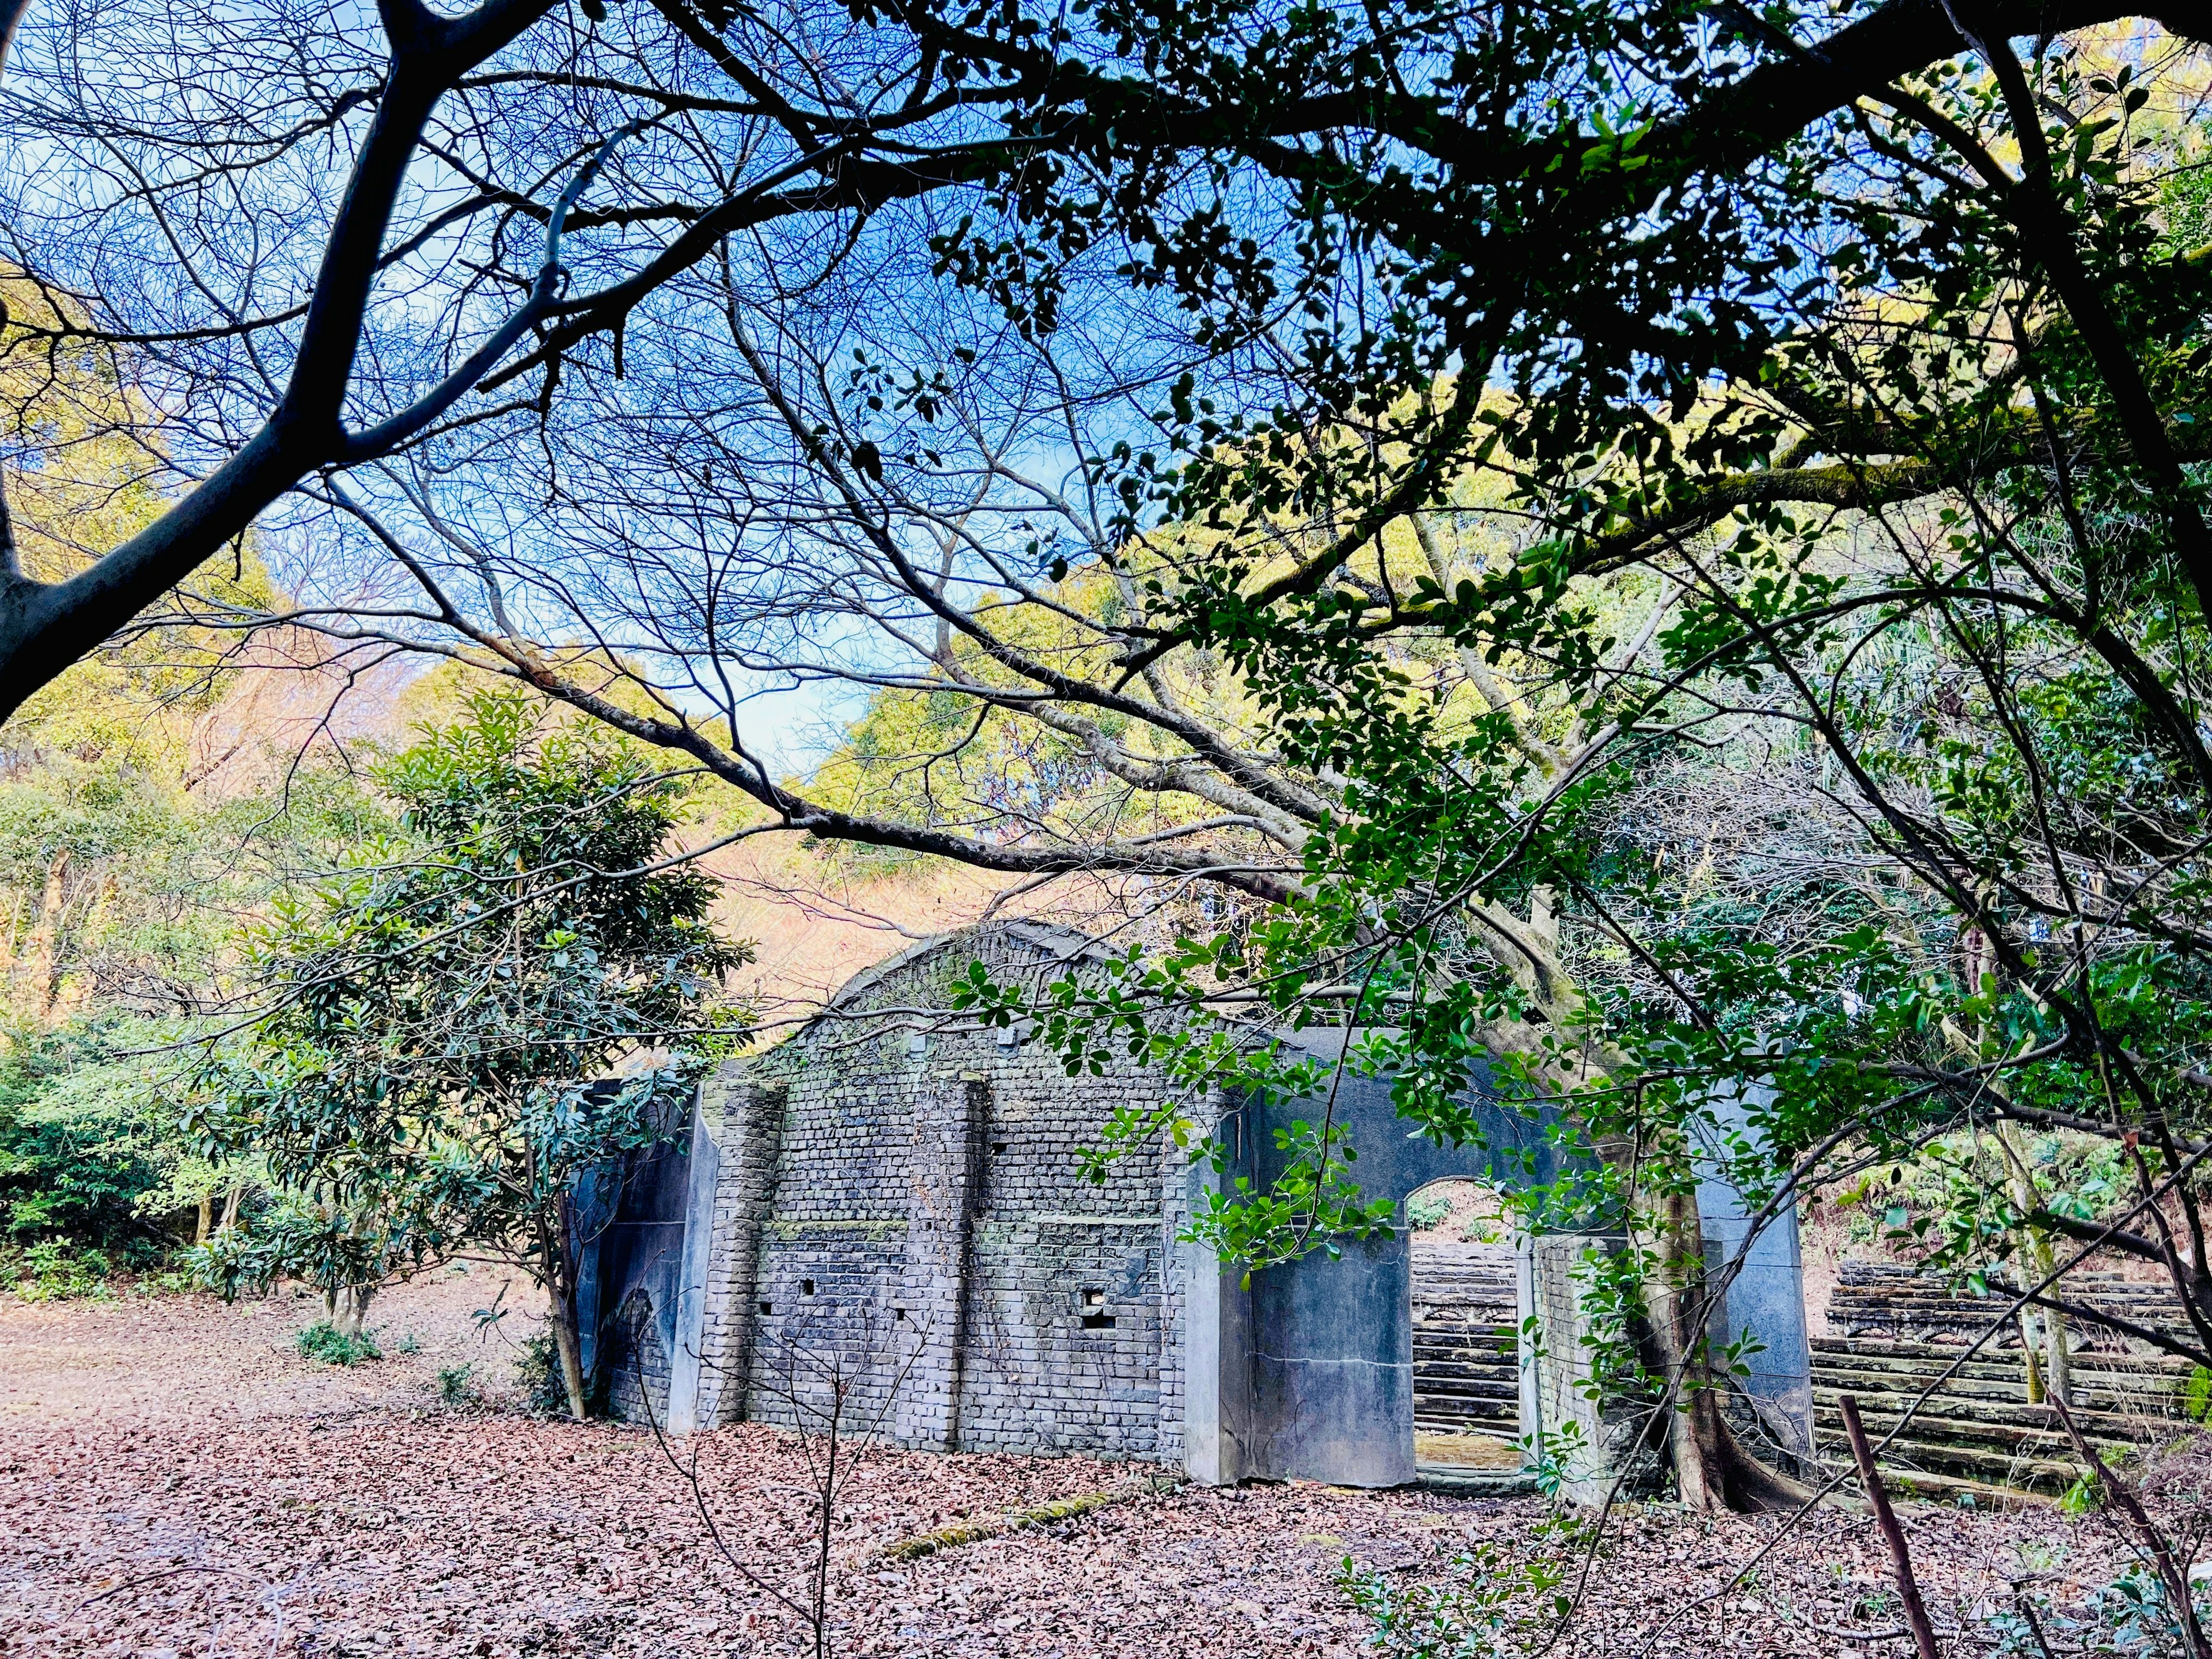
(2044, 1297, 2073, 1406)
(22, 847, 66, 1024)
(1471, 891, 1813, 1513)
(195, 1195, 213, 1245)
(1638, 1186, 1816, 1512)
(535, 1201, 591, 1421)
(1998, 1123, 2070, 1404)
(547, 1297, 589, 1421)
(328, 1283, 373, 1339)
(217, 1183, 244, 1233)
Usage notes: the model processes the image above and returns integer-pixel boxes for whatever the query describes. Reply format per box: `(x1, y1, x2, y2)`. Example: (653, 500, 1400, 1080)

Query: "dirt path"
(0, 1284, 2144, 1657)
(0, 1265, 543, 1426)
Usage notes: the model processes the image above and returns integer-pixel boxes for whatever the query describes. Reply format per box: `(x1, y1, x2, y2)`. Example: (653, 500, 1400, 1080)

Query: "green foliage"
(1998, 1565, 2212, 1656)
(1517, 1421, 1590, 1504)
(295, 1321, 380, 1365)
(194, 1192, 403, 1315)
(1406, 1190, 1452, 1230)
(437, 1362, 478, 1404)
(0, 1018, 191, 1257)
(1336, 1537, 1573, 1657)
(514, 1335, 569, 1415)
(0, 687, 382, 1039)
(0, 605, 383, 1275)
(4, 1240, 116, 1301)
(196, 692, 753, 1357)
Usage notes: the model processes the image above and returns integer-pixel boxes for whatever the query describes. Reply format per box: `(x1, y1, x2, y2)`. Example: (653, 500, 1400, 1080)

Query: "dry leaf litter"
(0, 1270, 2153, 1656)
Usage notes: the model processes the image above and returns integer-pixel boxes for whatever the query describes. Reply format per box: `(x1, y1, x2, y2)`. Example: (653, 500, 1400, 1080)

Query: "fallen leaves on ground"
(0, 1283, 2146, 1657)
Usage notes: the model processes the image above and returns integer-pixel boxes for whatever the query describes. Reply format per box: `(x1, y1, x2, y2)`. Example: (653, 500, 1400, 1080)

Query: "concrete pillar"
(1692, 1087, 1815, 1460)
(1179, 1128, 1253, 1486)
(1515, 1229, 1539, 1446)
(1180, 1249, 1252, 1483)
(696, 1070, 786, 1427)
(1532, 1234, 1637, 1506)
(1157, 1138, 1190, 1465)
(662, 1103, 722, 1433)
(894, 1076, 989, 1449)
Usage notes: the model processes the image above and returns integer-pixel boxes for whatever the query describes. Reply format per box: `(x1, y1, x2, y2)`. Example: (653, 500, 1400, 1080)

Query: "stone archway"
(1405, 1181, 1524, 1482)
(1183, 1030, 1811, 1491)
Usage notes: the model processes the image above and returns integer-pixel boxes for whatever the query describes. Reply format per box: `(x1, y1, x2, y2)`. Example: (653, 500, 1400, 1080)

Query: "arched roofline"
(819, 918, 1119, 1015)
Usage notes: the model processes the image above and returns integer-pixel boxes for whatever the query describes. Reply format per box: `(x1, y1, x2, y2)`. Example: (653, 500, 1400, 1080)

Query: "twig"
(2046, 1389, 2212, 1659)
(1838, 1394, 1941, 1659)
(2013, 1593, 2060, 1659)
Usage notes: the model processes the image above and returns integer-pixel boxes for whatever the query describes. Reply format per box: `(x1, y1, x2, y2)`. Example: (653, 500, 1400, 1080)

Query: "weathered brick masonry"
(586, 918, 1809, 1495)
(687, 922, 1190, 1464)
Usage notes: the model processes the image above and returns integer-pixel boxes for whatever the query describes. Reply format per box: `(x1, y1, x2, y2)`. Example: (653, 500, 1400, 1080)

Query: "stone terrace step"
(1809, 1335, 2195, 1378)
(1808, 1334, 2196, 1497)
(1810, 1363, 2182, 1422)
(1412, 1246, 1522, 1441)
(1830, 1263, 2198, 1353)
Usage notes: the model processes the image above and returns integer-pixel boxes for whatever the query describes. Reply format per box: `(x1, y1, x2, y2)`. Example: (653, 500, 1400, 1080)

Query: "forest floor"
(0, 1276, 2153, 1658)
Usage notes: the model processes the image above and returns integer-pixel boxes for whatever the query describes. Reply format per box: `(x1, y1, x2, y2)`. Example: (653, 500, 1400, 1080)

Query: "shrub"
(7, 1240, 117, 1301)
(1999, 1565, 2212, 1656)
(0, 1021, 177, 1254)
(1336, 1540, 1571, 1657)
(295, 1321, 380, 1365)
(1406, 1191, 1452, 1232)
(437, 1362, 478, 1404)
(515, 1334, 571, 1413)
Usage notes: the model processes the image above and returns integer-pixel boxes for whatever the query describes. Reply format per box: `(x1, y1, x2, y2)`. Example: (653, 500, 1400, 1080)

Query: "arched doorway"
(1406, 1180, 1525, 1482)
(1182, 1034, 1813, 1491)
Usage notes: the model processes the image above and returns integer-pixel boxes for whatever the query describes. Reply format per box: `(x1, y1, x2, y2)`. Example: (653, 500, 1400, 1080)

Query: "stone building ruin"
(575, 919, 1813, 1495)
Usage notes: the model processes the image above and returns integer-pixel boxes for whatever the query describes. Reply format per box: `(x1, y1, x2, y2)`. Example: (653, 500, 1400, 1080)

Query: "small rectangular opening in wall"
(801, 1279, 816, 1296)
(991, 1141, 1009, 1156)
(893, 1306, 908, 1323)
(1080, 1289, 1115, 1330)
(759, 1301, 773, 1316)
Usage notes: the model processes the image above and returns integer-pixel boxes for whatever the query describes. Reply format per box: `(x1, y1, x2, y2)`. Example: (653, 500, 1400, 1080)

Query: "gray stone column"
(695, 1068, 786, 1428)
(1515, 1229, 1539, 1445)
(1179, 1119, 1253, 1486)
(664, 1100, 722, 1433)
(894, 1075, 989, 1449)
(1156, 1138, 1190, 1465)
(1691, 1085, 1815, 1460)
(1533, 1233, 1653, 1506)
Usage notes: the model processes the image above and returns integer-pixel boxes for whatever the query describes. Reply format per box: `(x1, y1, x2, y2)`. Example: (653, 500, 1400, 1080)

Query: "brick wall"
(683, 922, 1184, 1464)
(1532, 1234, 1662, 1503)
(635, 919, 1649, 1490)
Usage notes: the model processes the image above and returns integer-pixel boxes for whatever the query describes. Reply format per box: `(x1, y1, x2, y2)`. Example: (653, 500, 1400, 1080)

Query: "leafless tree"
(0, 0, 1078, 718)
(642, 1302, 925, 1659)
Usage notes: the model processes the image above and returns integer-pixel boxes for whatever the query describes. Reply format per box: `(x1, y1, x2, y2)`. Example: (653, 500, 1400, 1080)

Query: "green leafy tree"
(198, 692, 751, 1416)
(0, 1017, 179, 1255)
(945, 18, 2212, 1520)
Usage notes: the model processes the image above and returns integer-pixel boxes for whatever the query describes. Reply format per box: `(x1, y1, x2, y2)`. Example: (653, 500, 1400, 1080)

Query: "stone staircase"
(1411, 1240, 1519, 1440)
(1829, 1259, 2195, 1351)
(1811, 1262, 2203, 1502)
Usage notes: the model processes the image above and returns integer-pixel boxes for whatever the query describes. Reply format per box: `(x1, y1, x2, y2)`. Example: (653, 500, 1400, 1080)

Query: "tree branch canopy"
(0, 0, 2190, 726)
